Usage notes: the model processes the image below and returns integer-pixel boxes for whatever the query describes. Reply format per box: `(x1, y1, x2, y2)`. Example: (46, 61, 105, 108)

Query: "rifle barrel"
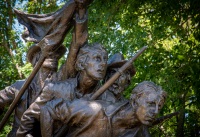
(151, 111, 180, 126)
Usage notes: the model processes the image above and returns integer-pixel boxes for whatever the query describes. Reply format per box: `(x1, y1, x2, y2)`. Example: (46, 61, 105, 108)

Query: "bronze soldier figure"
(0, 0, 169, 136)
(16, 43, 108, 137)
(1, 0, 89, 135)
(38, 81, 166, 137)
(0, 44, 65, 137)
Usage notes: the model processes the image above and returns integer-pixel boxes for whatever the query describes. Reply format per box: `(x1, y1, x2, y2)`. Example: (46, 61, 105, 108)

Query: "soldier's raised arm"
(58, 0, 89, 80)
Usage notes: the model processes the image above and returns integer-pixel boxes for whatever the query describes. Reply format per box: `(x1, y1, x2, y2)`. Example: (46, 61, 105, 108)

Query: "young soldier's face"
(135, 92, 163, 125)
(42, 55, 58, 71)
(84, 51, 107, 80)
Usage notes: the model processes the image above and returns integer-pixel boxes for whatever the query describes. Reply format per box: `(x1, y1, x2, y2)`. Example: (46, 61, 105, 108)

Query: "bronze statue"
(1, 0, 89, 133)
(0, 0, 169, 136)
(14, 0, 91, 80)
(0, 44, 65, 137)
(36, 81, 166, 137)
(16, 43, 108, 137)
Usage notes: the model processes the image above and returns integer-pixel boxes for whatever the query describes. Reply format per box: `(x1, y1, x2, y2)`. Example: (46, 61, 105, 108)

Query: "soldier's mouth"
(112, 83, 119, 89)
(97, 69, 105, 74)
(145, 116, 155, 122)
(45, 58, 56, 62)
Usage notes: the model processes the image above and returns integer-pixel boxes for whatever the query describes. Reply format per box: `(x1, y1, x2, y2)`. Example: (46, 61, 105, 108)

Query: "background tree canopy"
(0, 0, 199, 136)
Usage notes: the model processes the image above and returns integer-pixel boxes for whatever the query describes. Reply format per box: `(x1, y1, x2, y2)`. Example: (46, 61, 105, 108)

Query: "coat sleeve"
(16, 82, 54, 137)
(40, 98, 70, 137)
(0, 80, 24, 109)
(57, 10, 88, 80)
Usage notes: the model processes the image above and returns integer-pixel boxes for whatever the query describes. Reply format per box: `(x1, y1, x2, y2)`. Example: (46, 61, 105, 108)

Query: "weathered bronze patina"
(16, 43, 108, 137)
(0, 45, 65, 136)
(37, 81, 166, 137)
(0, 0, 169, 137)
(98, 53, 136, 103)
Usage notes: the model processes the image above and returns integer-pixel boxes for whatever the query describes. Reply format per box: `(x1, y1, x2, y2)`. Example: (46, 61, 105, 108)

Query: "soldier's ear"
(136, 92, 144, 100)
(76, 59, 84, 71)
(76, 55, 87, 71)
(131, 92, 143, 106)
(130, 94, 137, 106)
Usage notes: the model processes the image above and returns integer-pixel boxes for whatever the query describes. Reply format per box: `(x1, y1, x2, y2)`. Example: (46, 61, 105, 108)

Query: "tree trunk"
(176, 94, 186, 137)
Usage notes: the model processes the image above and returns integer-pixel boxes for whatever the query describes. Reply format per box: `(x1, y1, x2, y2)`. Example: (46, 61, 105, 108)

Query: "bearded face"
(107, 68, 130, 97)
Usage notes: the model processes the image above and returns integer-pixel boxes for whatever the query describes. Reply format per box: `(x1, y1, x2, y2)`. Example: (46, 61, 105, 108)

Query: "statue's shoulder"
(104, 100, 129, 117)
(99, 90, 117, 103)
(43, 78, 77, 100)
(10, 79, 25, 90)
(46, 78, 77, 88)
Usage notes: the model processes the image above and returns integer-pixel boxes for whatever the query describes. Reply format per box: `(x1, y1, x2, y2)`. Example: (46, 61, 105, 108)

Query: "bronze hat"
(27, 44, 66, 63)
(27, 44, 41, 63)
(107, 53, 136, 76)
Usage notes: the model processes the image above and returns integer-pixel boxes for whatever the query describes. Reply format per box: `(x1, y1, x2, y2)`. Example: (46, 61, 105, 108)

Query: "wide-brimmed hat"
(27, 44, 41, 63)
(107, 53, 136, 76)
(27, 44, 66, 63)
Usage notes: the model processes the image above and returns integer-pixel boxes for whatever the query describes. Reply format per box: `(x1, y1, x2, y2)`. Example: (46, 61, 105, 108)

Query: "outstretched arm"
(0, 80, 24, 109)
(40, 98, 71, 137)
(58, 0, 88, 80)
(16, 83, 54, 137)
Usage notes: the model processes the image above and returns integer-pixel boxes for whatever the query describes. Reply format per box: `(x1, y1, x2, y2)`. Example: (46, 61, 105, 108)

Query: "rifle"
(0, 0, 76, 131)
(0, 0, 95, 133)
(0, 56, 46, 131)
(90, 46, 148, 100)
(151, 111, 180, 126)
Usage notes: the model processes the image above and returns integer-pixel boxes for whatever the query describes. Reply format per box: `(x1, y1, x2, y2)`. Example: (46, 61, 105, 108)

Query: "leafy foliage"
(0, 0, 199, 136)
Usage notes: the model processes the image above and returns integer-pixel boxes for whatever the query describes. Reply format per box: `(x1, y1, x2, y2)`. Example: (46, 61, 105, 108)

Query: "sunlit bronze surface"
(0, 45, 65, 136)
(0, 0, 167, 137)
(37, 81, 166, 137)
(16, 44, 108, 137)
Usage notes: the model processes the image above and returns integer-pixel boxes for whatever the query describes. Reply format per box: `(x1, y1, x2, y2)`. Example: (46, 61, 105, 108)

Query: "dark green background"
(0, 0, 200, 136)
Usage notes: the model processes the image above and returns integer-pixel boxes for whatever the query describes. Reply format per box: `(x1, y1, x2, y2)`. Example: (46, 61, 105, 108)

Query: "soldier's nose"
(154, 104, 159, 114)
(100, 62, 106, 68)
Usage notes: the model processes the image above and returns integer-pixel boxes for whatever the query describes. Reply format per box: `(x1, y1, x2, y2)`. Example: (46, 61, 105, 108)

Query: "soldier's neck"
(77, 72, 98, 95)
(38, 68, 54, 88)
(112, 103, 140, 130)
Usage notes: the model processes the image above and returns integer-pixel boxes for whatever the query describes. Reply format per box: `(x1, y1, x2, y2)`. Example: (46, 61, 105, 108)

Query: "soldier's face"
(135, 92, 163, 125)
(84, 51, 107, 80)
(42, 54, 59, 71)
(42, 58, 58, 71)
(107, 68, 130, 96)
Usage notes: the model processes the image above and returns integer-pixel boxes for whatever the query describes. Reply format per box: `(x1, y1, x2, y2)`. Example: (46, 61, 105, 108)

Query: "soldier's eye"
(95, 56, 101, 62)
(103, 56, 107, 61)
(110, 70, 116, 75)
(148, 102, 155, 107)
